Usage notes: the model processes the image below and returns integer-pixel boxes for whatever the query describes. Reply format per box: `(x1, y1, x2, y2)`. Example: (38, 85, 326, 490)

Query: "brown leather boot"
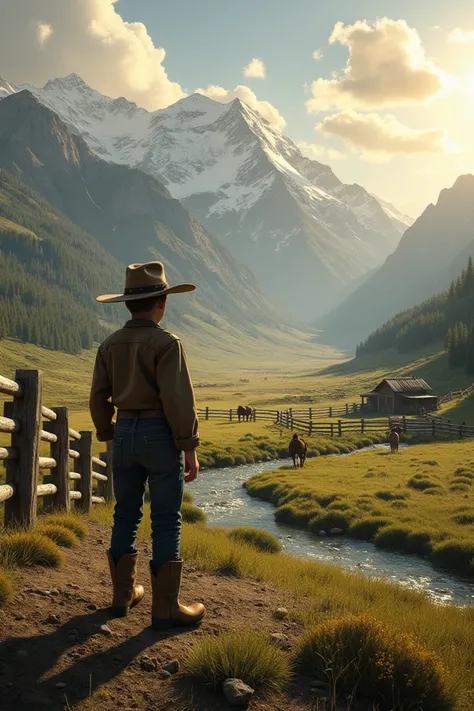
(107, 550, 145, 618)
(150, 560, 205, 630)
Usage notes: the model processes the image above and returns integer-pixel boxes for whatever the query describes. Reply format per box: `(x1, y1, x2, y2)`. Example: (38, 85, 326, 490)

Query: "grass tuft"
(297, 615, 452, 711)
(350, 517, 390, 540)
(0, 531, 64, 568)
(181, 502, 207, 524)
(308, 511, 352, 533)
(185, 631, 292, 694)
(182, 491, 194, 504)
(43, 513, 88, 540)
(228, 527, 282, 553)
(37, 524, 80, 548)
(431, 540, 474, 576)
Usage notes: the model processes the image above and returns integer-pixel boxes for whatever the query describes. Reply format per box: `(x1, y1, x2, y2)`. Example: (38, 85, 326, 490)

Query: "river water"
(190, 450, 474, 607)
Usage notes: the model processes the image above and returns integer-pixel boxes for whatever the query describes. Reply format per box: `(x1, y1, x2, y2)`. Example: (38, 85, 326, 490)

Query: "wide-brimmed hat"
(96, 261, 196, 304)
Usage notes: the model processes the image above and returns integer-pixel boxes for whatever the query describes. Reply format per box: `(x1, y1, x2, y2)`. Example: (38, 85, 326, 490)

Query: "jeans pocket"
(112, 437, 123, 469)
(143, 436, 180, 474)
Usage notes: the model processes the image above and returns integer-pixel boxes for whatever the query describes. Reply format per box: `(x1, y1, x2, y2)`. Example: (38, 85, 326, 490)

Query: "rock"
(223, 679, 255, 706)
(141, 657, 158, 672)
(273, 607, 289, 620)
(55, 683, 67, 690)
(269, 633, 290, 648)
(97, 539, 105, 544)
(318, 530, 327, 537)
(32, 589, 53, 597)
(45, 614, 60, 625)
(159, 670, 172, 680)
(254, 601, 265, 607)
(87, 603, 98, 611)
(162, 660, 180, 675)
(16, 649, 29, 659)
(98, 624, 113, 636)
(68, 584, 80, 590)
(50, 589, 60, 596)
(330, 528, 344, 536)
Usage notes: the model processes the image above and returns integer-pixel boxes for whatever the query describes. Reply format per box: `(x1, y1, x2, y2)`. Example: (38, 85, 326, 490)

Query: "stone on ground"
(223, 678, 255, 706)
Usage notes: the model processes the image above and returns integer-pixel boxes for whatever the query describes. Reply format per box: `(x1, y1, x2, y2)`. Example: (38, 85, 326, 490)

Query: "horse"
(388, 429, 400, 454)
(237, 405, 253, 422)
(289, 433, 308, 468)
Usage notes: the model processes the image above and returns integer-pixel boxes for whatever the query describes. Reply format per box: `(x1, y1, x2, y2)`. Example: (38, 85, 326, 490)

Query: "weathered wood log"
(69, 472, 81, 480)
(4, 370, 43, 529)
(69, 491, 82, 500)
(91, 456, 106, 469)
(69, 449, 80, 459)
(0, 447, 17, 461)
(92, 496, 106, 505)
(44, 407, 70, 512)
(38, 457, 57, 469)
(0, 416, 18, 433)
(92, 471, 108, 482)
(41, 406, 57, 421)
(71, 431, 92, 513)
(68, 428, 81, 441)
(0, 484, 15, 502)
(37, 483, 58, 497)
(40, 429, 57, 444)
(0, 374, 22, 397)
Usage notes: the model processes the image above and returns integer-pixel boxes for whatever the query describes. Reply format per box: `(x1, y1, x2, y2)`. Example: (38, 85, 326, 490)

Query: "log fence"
(0, 369, 113, 529)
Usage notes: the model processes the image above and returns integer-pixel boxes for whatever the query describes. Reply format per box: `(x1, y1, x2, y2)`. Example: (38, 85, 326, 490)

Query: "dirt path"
(0, 522, 316, 710)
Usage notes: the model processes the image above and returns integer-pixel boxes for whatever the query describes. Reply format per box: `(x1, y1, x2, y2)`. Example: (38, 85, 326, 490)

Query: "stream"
(191, 448, 474, 607)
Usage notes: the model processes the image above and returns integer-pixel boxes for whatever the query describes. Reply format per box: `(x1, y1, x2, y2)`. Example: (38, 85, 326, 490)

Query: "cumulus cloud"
(307, 18, 451, 112)
(297, 140, 344, 161)
(317, 110, 453, 158)
(312, 49, 323, 61)
(243, 57, 266, 78)
(196, 84, 286, 129)
(0, 0, 184, 110)
(448, 28, 474, 43)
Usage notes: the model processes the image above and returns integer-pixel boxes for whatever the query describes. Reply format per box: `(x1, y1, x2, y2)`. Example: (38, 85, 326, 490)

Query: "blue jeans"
(110, 418, 184, 571)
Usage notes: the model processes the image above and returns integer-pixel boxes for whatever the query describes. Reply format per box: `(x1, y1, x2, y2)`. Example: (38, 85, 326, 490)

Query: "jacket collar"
(124, 319, 161, 329)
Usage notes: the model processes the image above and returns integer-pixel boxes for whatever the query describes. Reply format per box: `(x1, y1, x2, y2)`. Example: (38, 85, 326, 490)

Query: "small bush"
(390, 500, 409, 509)
(315, 494, 338, 508)
(217, 549, 243, 577)
(423, 487, 443, 496)
(181, 503, 207, 524)
(350, 518, 390, 541)
(182, 490, 194, 504)
(408, 477, 438, 491)
(297, 615, 451, 711)
(37, 524, 79, 549)
(228, 527, 282, 553)
(454, 468, 474, 479)
(374, 526, 411, 552)
(327, 500, 352, 511)
(185, 631, 291, 693)
(405, 530, 433, 556)
(0, 532, 64, 568)
(0, 569, 13, 606)
(451, 477, 473, 487)
(449, 484, 470, 493)
(452, 512, 474, 525)
(308, 512, 351, 534)
(423, 460, 440, 467)
(44, 514, 88, 540)
(275, 503, 318, 526)
(234, 454, 246, 466)
(376, 490, 408, 501)
(214, 454, 235, 468)
(431, 540, 474, 575)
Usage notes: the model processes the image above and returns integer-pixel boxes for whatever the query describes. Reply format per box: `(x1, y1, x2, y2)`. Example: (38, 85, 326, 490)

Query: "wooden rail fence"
(0, 369, 113, 529)
(438, 382, 474, 405)
(197, 403, 365, 423)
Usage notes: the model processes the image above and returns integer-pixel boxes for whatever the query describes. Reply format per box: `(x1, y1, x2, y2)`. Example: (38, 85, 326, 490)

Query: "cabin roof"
(363, 377, 433, 395)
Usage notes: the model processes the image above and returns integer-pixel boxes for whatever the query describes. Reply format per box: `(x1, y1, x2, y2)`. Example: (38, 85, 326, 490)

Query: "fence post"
(338, 419, 342, 437)
(229, 409, 232, 422)
(45, 407, 70, 512)
(402, 415, 407, 434)
(253, 409, 257, 422)
(309, 407, 312, 421)
(205, 407, 209, 421)
(345, 404, 349, 416)
(4, 369, 43, 529)
(432, 419, 436, 439)
(72, 431, 92, 513)
(361, 418, 365, 434)
(100, 449, 114, 503)
(330, 422, 334, 437)
(309, 421, 313, 437)
(353, 403, 357, 413)
(460, 422, 465, 438)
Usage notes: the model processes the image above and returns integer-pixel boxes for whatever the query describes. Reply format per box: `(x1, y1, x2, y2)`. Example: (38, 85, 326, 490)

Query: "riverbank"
(246, 439, 474, 579)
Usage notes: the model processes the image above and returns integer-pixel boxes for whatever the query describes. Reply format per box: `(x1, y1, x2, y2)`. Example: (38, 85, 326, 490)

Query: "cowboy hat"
(96, 261, 196, 304)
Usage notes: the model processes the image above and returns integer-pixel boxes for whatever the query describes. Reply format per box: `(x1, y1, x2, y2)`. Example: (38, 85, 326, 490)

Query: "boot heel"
(112, 605, 130, 618)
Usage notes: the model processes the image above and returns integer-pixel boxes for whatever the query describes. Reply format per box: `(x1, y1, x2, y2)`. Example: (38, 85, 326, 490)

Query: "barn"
(360, 377, 438, 415)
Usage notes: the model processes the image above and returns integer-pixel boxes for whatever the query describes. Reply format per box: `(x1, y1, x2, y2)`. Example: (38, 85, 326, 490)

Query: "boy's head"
(126, 294, 167, 323)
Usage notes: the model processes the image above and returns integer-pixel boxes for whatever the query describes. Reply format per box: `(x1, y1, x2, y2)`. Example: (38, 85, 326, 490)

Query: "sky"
(2, 0, 474, 216)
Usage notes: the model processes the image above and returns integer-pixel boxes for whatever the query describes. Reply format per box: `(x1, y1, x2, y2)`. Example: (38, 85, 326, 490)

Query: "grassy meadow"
(246, 439, 474, 577)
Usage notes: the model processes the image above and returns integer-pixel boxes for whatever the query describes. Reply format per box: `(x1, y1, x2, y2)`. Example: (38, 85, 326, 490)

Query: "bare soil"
(0, 521, 320, 710)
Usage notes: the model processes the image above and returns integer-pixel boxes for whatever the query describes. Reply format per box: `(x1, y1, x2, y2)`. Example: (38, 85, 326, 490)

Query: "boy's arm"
(89, 346, 115, 442)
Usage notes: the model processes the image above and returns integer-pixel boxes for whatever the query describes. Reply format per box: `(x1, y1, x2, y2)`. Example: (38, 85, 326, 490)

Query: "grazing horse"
(237, 405, 253, 422)
(388, 429, 400, 454)
(289, 433, 308, 468)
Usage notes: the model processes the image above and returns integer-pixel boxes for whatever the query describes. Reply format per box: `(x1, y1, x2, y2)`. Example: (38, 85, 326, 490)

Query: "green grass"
(228, 527, 282, 553)
(184, 631, 292, 694)
(245, 440, 474, 577)
(37, 523, 80, 548)
(181, 502, 207, 524)
(43, 513, 88, 540)
(298, 615, 452, 711)
(0, 531, 64, 568)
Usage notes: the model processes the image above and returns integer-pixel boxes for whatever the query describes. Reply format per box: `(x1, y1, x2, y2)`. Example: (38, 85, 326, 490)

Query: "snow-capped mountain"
(1, 73, 412, 317)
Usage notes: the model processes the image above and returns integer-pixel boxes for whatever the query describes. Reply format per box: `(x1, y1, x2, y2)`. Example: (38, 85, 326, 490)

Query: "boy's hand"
(184, 450, 199, 483)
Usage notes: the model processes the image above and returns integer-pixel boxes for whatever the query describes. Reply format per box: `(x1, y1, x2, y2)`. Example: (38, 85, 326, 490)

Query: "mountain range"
(0, 73, 412, 319)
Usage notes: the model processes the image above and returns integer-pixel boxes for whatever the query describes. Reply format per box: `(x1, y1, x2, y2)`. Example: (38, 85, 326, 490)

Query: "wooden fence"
(197, 402, 365, 423)
(0, 369, 112, 529)
(438, 382, 474, 405)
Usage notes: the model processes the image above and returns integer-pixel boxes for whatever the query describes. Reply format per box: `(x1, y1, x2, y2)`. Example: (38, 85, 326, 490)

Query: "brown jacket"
(89, 320, 199, 451)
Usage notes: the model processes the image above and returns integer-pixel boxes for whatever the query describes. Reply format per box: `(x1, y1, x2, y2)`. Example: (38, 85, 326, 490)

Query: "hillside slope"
(0, 73, 413, 319)
(0, 90, 279, 335)
(318, 175, 474, 348)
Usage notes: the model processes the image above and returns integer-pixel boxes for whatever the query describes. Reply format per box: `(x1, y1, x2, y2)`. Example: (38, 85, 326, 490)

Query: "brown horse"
(289, 433, 308, 468)
(237, 405, 253, 422)
(388, 429, 400, 454)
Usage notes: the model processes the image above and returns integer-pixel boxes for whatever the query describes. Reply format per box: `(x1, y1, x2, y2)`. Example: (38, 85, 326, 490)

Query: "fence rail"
(0, 369, 113, 529)
(197, 402, 366, 424)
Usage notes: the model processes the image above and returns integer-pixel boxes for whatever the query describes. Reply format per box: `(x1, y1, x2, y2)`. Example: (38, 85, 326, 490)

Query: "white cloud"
(448, 28, 474, 43)
(297, 140, 345, 161)
(243, 57, 266, 78)
(196, 84, 286, 130)
(317, 110, 454, 159)
(307, 18, 451, 112)
(312, 49, 323, 61)
(36, 22, 53, 46)
(0, 0, 184, 110)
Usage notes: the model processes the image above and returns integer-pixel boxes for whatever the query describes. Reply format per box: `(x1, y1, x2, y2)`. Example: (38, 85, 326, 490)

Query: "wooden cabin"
(360, 377, 438, 415)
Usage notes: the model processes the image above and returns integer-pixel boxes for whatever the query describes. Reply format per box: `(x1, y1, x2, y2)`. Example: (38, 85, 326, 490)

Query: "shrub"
(217, 549, 243, 577)
(405, 530, 433, 556)
(424, 460, 440, 467)
(350, 518, 390, 541)
(452, 513, 474, 525)
(0, 569, 13, 606)
(408, 477, 438, 491)
(451, 477, 473, 487)
(454, 467, 474, 479)
(390, 501, 409, 509)
(315, 494, 338, 508)
(234, 454, 246, 466)
(182, 490, 194, 504)
(374, 526, 411, 552)
(376, 490, 408, 501)
(228, 527, 282, 553)
(423, 487, 443, 496)
(297, 615, 451, 711)
(44, 514, 88, 540)
(275, 503, 318, 526)
(37, 524, 79, 548)
(327, 500, 352, 511)
(431, 540, 474, 576)
(449, 484, 470, 493)
(214, 454, 235, 468)
(0, 532, 64, 568)
(308, 512, 351, 534)
(181, 503, 206, 524)
(185, 631, 291, 693)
